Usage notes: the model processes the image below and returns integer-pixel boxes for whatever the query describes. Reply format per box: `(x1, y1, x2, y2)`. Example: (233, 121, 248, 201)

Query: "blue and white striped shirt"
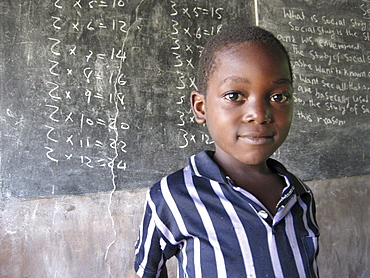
(135, 151, 319, 278)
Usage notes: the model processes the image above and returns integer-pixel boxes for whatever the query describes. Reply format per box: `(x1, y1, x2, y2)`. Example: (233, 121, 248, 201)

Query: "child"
(134, 25, 319, 278)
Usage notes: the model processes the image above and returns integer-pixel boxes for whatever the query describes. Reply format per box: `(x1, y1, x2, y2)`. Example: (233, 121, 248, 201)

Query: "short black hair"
(197, 25, 292, 94)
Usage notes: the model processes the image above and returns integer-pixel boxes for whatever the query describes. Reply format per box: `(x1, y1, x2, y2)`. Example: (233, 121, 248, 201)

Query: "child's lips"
(238, 132, 275, 144)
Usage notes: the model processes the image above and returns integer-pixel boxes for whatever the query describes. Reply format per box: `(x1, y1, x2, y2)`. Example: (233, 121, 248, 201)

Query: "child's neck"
(213, 156, 285, 215)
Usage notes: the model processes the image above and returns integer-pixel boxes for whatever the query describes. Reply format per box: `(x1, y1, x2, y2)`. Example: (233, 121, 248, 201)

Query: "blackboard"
(0, 0, 368, 199)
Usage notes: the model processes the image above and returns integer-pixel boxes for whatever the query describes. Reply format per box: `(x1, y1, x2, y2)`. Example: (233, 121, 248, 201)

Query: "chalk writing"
(269, 3, 370, 127)
(44, 1, 129, 173)
(170, 1, 224, 149)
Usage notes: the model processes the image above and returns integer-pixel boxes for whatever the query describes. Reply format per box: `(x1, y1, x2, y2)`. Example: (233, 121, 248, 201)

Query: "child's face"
(192, 42, 293, 167)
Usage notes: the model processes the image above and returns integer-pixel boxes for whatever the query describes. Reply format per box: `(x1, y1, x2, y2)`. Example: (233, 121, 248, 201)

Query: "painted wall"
(1, 174, 369, 277)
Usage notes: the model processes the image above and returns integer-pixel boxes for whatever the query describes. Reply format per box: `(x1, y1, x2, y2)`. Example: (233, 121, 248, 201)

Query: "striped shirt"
(134, 150, 319, 278)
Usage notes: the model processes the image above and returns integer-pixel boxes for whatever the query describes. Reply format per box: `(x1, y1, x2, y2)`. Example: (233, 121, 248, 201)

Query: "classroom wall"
(1, 174, 369, 278)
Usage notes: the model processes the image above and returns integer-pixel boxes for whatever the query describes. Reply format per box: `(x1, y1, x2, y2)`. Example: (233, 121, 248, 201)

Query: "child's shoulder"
(149, 166, 190, 197)
(148, 150, 215, 200)
(150, 150, 214, 189)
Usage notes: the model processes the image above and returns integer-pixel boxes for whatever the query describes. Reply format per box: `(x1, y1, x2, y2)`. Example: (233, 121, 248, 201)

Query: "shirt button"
(258, 210, 269, 219)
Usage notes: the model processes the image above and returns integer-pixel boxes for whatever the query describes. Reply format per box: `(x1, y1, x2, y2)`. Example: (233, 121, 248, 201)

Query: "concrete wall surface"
(1, 175, 369, 278)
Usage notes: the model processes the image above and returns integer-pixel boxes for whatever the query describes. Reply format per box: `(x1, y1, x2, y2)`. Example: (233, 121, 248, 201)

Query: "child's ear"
(190, 90, 206, 124)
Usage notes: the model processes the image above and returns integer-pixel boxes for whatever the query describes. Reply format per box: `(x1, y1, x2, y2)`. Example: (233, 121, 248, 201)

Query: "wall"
(1, 175, 369, 278)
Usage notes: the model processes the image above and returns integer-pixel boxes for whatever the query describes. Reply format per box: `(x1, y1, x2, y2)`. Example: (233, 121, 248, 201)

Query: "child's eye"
(224, 92, 243, 102)
(270, 92, 291, 103)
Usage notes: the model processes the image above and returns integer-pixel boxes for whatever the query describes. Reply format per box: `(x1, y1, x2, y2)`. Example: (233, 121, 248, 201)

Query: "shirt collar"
(266, 159, 311, 196)
(189, 150, 229, 184)
(189, 150, 310, 197)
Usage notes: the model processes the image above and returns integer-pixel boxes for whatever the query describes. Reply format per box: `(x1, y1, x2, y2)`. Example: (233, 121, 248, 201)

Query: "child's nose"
(243, 98, 272, 124)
